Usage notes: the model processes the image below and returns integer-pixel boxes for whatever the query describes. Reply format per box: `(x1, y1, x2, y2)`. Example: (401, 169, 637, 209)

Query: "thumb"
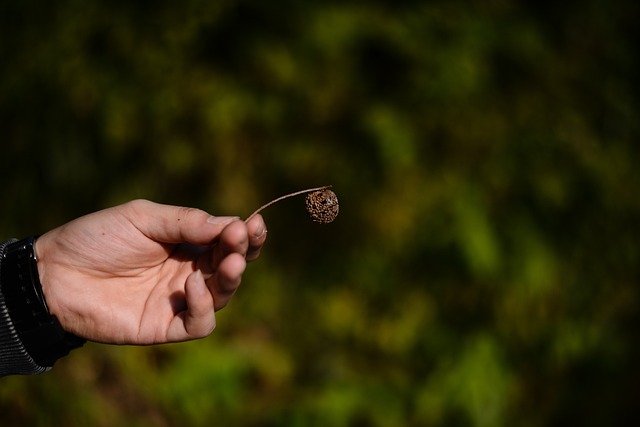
(124, 199, 239, 245)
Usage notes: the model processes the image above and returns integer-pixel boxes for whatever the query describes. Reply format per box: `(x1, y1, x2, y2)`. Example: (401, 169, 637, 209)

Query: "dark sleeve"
(0, 239, 48, 377)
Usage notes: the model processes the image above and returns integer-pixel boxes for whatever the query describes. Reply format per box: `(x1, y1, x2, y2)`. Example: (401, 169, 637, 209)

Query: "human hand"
(33, 200, 267, 345)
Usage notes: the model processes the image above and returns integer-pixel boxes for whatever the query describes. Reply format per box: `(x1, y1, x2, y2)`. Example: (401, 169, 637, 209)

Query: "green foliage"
(1, 0, 639, 425)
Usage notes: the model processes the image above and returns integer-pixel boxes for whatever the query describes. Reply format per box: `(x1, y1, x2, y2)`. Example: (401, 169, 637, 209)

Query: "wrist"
(33, 232, 61, 319)
(0, 237, 85, 367)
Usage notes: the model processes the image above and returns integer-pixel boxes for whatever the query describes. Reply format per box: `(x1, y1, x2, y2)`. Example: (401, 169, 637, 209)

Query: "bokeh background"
(1, 0, 639, 426)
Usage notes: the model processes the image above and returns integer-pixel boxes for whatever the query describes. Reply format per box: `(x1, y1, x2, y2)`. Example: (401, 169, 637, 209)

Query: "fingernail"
(254, 223, 266, 238)
(207, 216, 239, 225)
(193, 270, 207, 294)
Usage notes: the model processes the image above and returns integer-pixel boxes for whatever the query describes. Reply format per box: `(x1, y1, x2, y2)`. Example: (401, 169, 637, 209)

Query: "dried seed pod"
(305, 189, 339, 224)
(245, 185, 338, 224)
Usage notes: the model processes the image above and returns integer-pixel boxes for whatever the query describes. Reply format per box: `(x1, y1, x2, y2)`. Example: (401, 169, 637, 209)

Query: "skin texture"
(33, 199, 267, 345)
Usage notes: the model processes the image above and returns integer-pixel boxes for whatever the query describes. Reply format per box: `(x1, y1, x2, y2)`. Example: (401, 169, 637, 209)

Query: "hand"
(33, 199, 267, 345)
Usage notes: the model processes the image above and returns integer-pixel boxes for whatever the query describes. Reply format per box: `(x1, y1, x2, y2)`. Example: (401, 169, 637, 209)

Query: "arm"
(0, 199, 267, 375)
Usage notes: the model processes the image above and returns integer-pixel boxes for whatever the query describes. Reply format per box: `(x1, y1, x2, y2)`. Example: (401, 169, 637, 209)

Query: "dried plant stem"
(245, 185, 332, 222)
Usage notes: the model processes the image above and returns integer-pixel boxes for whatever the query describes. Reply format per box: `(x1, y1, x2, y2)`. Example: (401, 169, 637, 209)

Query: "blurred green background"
(1, 0, 639, 425)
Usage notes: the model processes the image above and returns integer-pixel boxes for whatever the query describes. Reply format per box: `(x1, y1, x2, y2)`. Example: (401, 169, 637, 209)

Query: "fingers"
(208, 216, 267, 266)
(205, 221, 248, 310)
(126, 200, 268, 338)
(212, 253, 246, 310)
(246, 214, 267, 261)
(203, 217, 267, 310)
(124, 199, 239, 245)
(210, 220, 250, 268)
(167, 270, 216, 341)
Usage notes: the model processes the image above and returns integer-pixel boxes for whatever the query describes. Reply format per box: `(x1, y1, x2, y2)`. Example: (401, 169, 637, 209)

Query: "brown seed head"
(305, 189, 339, 224)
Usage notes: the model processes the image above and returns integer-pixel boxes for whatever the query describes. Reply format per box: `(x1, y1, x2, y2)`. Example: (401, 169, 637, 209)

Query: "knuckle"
(176, 205, 201, 220)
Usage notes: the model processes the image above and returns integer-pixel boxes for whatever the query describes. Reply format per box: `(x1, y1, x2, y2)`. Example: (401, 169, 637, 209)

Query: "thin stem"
(245, 185, 332, 222)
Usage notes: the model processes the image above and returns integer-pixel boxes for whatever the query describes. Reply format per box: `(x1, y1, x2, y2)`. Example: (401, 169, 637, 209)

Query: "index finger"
(245, 214, 267, 261)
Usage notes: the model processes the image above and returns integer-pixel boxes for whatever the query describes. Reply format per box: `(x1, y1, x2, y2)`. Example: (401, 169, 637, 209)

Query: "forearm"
(0, 239, 48, 377)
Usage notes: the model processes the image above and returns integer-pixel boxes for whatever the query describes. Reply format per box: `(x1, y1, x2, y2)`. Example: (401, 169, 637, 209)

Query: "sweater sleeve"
(0, 239, 49, 377)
